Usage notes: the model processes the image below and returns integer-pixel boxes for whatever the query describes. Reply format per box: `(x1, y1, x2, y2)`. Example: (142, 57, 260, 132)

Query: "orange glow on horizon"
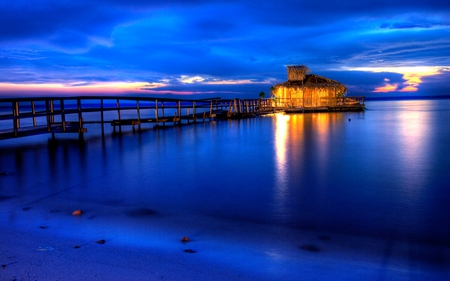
(374, 83, 399, 92)
(0, 77, 271, 96)
(348, 66, 445, 93)
(0, 82, 152, 93)
(399, 85, 419, 92)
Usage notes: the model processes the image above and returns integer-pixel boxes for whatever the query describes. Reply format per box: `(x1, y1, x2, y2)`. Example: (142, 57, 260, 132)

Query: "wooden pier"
(0, 95, 364, 140)
(0, 96, 275, 140)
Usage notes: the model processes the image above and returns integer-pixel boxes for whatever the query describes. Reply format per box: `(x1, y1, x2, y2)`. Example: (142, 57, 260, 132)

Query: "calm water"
(1, 99, 450, 244)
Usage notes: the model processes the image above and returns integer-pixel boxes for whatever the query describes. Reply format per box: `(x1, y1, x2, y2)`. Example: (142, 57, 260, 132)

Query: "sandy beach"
(1, 194, 449, 281)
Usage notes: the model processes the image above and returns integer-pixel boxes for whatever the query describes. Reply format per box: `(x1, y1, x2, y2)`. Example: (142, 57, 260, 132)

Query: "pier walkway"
(0, 96, 276, 140)
(0, 95, 364, 140)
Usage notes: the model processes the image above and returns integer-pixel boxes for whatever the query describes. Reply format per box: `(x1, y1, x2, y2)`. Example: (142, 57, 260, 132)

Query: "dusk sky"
(1, 0, 449, 98)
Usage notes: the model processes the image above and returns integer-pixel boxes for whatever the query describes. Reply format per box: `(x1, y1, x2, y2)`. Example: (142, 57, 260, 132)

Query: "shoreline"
(1, 196, 449, 280)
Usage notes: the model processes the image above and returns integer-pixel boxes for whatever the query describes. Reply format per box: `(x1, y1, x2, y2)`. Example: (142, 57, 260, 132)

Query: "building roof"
(273, 73, 347, 93)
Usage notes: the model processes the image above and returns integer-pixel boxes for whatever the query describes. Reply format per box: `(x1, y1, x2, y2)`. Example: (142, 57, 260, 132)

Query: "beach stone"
(183, 249, 196, 253)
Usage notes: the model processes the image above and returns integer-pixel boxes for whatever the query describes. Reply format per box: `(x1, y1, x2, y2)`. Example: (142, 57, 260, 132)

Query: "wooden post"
(77, 98, 83, 135)
(116, 99, 121, 132)
(177, 100, 181, 125)
(100, 99, 104, 133)
(45, 100, 51, 132)
(210, 101, 213, 120)
(155, 99, 159, 122)
(60, 99, 66, 132)
(193, 101, 196, 123)
(50, 100, 54, 123)
(31, 101, 37, 126)
(12, 101, 19, 137)
(136, 100, 141, 130)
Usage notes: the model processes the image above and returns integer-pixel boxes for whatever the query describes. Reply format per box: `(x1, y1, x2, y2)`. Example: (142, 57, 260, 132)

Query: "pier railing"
(271, 96, 365, 109)
(0, 95, 365, 140)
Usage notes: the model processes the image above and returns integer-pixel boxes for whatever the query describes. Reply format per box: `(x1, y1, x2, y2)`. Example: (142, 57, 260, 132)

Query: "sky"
(0, 0, 449, 99)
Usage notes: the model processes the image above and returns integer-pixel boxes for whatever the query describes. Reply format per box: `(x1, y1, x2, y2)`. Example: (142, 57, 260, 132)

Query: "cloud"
(374, 83, 399, 93)
(0, 1, 449, 97)
(380, 22, 433, 29)
(349, 66, 446, 93)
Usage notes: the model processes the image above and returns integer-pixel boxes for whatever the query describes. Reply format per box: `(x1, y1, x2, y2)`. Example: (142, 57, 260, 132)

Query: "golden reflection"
(273, 113, 291, 222)
(313, 114, 331, 170)
(274, 114, 295, 220)
(396, 102, 430, 188)
(275, 113, 290, 179)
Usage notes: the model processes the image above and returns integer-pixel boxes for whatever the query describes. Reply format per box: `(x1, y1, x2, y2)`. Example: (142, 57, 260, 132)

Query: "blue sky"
(0, 0, 449, 98)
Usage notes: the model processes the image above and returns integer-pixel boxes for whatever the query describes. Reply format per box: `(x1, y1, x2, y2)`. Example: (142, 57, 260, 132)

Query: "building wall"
(273, 86, 337, 108)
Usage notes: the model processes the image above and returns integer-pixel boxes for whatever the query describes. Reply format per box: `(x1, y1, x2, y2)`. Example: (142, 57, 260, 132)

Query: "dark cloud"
(0, 2, 120, 41)
(417, 72, 450, 96)
(0, 0, 449, 97)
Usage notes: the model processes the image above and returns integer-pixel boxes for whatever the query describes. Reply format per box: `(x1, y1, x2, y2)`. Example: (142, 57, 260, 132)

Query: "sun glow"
(348, 66, 445, 93)
(374, 83, 399, 93)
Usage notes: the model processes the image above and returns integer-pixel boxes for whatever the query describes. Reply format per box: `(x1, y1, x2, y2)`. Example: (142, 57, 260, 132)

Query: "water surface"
(1, 99, 450, 244)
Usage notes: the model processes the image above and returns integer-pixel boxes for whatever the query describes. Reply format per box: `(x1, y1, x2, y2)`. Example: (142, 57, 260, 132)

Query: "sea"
(1, 98, 450, 279)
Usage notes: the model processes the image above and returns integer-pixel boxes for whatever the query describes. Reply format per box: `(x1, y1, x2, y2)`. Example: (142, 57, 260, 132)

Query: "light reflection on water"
(1, 99, 450, 244)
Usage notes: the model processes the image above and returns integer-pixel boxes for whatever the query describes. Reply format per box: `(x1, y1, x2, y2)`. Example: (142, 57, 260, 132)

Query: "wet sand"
(1, 196, 449, 281)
